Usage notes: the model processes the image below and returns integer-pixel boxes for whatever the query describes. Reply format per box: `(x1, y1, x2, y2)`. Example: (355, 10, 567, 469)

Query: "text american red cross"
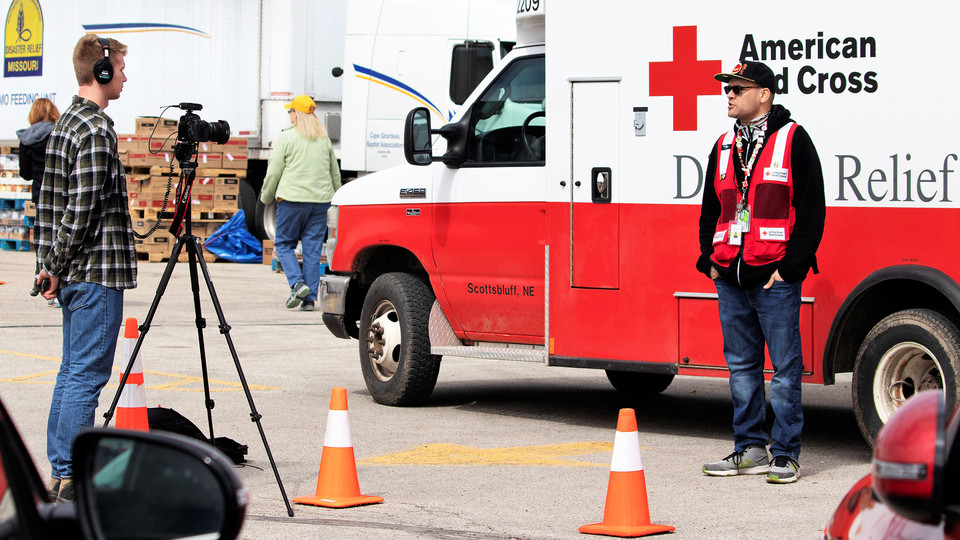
(649, 26, 722, 131)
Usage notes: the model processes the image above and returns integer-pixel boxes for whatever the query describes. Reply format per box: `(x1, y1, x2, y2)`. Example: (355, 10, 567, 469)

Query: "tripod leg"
(103, 234, 188, 426)
(185, 236, 217, 442)
(192, 242, 295, 517)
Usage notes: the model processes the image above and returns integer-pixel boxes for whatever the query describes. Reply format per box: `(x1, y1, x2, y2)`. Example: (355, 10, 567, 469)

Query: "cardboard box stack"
(122, 116, 251, 262)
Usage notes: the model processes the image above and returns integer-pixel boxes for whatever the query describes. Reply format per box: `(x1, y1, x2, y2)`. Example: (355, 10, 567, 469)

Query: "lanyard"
(735, 126, 765, 199)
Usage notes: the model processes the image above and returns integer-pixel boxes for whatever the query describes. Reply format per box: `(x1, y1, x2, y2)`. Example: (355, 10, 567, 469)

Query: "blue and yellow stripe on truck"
(353, 64, 449, 121)
(82, 23, 210, 38)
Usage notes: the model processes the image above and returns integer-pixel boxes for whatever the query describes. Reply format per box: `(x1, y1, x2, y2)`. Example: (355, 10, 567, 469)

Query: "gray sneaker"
(702, 445, 770, 476)
(767, 455, 800, 484)
(286, 281, 311, 308)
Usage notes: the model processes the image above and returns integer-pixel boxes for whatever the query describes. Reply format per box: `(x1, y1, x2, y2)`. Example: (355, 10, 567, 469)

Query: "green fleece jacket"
(260, 125, 341, 204)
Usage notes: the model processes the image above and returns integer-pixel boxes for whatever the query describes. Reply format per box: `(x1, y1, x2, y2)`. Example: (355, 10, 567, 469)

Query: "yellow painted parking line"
(358, 441, 628, 467)
(0, 370, 60, 383)
(0, 350, 60, 362)
(0, 350, 277, 392)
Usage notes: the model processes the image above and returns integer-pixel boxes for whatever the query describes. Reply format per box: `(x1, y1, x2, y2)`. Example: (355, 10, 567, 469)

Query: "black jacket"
(696, 104, 826, 288)
(16, 121, 54, 205)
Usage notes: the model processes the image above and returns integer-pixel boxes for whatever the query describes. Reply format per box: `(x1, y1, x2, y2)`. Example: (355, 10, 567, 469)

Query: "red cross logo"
(649, 26, 722, 131)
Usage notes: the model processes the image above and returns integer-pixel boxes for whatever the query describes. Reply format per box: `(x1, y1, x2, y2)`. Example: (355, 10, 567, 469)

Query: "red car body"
(823, 391, 960, 539)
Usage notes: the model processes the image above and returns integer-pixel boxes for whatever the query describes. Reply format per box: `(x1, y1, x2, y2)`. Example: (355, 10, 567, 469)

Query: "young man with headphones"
(35, 34, 136, 502)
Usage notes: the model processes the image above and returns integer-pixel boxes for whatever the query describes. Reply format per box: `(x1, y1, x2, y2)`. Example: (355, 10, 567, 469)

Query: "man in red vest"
(697, 61, 825, 484)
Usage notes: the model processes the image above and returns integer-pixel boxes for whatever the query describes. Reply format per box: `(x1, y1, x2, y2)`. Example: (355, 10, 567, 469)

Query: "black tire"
(605, 370, 675, 396)
(237, 179, 260, 237)
(359, 273, 441, 405)
(852, 308, 960, 446)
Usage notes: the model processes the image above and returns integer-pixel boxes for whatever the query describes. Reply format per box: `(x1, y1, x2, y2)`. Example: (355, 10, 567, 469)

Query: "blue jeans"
(48, 282, 124, 479)
(275, 200, 330, 302)
(714, 278, 804, 461)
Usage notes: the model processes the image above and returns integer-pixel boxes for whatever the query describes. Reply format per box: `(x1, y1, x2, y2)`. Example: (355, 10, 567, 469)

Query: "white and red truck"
(319, 0, 959, 445)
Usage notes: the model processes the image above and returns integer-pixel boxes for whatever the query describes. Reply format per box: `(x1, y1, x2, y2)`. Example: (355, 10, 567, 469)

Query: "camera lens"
(208, 120, 230, 144)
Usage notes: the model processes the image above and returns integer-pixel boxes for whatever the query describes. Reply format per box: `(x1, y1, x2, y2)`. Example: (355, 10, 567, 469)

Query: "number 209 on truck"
(318, 0, 960, 444)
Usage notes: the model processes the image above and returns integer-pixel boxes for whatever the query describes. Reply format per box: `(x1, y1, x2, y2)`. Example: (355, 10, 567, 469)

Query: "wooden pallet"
(145, 166, 246, 178)
(130, 208, 235, 222)
(0, 239, 31, 251)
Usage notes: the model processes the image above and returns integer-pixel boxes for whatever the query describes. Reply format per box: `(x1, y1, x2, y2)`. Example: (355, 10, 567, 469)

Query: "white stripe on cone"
(323, 410, 353, 448)
(610, 429, 644, 472)
(117, 330, 145, 408)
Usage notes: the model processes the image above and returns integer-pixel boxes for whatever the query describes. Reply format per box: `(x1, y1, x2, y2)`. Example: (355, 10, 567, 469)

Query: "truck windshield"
(467, 55, 545, 165)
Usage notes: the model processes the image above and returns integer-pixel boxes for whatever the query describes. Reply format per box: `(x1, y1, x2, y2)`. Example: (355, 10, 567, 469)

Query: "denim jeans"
(714, 278, 804, 461)
(275, 200, 330, 302)
(48, 282, 124, 479)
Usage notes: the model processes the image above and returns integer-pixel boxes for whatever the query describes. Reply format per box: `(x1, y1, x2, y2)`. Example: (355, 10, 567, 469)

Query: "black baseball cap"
(714, 61, 776, 93)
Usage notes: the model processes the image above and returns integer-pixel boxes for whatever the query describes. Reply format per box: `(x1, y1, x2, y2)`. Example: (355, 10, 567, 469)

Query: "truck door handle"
(591, 167, 612, 203)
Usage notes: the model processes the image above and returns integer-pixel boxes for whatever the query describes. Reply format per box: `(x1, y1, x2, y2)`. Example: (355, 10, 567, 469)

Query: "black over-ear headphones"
(93, 37, 113, 84)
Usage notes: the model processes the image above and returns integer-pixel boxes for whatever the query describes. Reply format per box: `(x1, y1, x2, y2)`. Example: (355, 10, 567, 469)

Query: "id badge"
(728, 223, 742, 246)
(736, 202, 751, 233)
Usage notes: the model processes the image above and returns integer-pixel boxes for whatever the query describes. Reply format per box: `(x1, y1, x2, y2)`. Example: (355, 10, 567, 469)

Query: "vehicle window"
(450, 41, 495, 105)
(90, 437, 225, 539)
(466, 55, 545, 165)
(0, 450, 20, 538)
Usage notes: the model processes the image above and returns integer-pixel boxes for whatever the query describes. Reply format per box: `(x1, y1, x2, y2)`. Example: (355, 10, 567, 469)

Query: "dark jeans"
(274, 200, 330, 302)
(714, 278, 804, 461)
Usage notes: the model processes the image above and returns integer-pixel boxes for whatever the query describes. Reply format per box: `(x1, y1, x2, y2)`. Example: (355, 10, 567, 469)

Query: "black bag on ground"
(147, 407, 248, 464)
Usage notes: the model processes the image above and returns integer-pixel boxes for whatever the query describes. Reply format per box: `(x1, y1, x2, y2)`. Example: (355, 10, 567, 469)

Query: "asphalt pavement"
(0, 250, 873, 539)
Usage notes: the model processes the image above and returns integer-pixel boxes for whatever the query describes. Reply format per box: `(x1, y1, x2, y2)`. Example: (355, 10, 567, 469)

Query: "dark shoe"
(56, 478, 74, 502)
(286, 281, 310, 308)
(47, 478, 60, 500)
(767, 455, 801, 484)
(300, 300, 315, 311)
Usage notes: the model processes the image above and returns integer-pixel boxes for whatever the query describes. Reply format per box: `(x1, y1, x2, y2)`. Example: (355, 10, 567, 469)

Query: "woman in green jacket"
(260, 95, 341, 310)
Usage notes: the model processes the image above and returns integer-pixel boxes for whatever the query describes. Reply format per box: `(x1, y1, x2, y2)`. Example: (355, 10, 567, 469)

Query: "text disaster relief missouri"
(317, 0, 960, 449)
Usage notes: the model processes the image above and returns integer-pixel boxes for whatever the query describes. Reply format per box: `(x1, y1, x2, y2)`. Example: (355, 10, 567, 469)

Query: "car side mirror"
(871, 390, 947, 525)
(73, 429, 248, 540)
(403, 107, 434, 166)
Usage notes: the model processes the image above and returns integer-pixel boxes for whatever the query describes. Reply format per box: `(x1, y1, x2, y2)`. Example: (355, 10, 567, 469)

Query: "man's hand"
(763, 269, 783, 289)
(37, 269, 60, 301)
(709, 266, 720, 280)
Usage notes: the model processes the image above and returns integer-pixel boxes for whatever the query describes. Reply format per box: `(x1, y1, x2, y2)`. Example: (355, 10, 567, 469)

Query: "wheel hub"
(365, 301, 402, 381)
(874, 341, 944, 423)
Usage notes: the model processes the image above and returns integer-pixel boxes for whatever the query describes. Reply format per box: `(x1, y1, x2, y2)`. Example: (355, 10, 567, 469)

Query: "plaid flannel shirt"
(36, 96, 137, 289)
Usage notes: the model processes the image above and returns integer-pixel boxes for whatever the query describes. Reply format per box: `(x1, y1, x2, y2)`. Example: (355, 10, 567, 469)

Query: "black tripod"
(102, 158, 294, 517)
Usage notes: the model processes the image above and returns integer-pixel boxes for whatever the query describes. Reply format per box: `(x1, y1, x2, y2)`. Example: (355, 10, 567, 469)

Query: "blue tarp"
(202, 210, 262, 263)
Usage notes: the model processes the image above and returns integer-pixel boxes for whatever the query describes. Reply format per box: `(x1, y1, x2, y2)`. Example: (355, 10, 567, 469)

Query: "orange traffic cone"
(580, 409, 675, 537)
(293, 387, 384, 508)
(115, 318, 149, 431)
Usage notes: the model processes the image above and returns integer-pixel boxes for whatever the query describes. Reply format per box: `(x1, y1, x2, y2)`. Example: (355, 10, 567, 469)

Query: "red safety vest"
(711, 122, 797, 268)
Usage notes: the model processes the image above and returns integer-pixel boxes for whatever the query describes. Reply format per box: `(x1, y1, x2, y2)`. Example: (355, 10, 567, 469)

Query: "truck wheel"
(359, 273, 441, 405)
(237, 179, 260, 237)
(852, 308, 960, 446)
(255, 200, 276, 240)
(605, 370, 674, 395)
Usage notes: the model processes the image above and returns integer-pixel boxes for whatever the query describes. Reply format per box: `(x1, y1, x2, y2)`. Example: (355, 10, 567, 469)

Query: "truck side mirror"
(404, 107, 434, 166)
(73, 429, 247, 540)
